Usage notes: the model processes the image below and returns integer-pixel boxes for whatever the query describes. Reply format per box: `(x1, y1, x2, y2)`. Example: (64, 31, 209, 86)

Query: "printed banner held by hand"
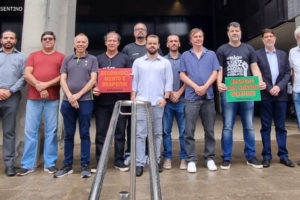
(225, 76, 261, 102)
(98, 68, 132, 93)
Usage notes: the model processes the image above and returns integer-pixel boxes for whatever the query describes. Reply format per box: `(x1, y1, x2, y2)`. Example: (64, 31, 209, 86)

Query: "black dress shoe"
(262, 159, 270, 168)
(297, 160, 300, 166)
(158, 162, 163, 173)
(280, 158, 295, 167)
(5, 166, 16, 176)
(136, 166, 143, 177)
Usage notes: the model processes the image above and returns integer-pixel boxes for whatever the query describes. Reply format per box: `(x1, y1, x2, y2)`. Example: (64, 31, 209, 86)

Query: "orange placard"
(98, 68, 132, 93)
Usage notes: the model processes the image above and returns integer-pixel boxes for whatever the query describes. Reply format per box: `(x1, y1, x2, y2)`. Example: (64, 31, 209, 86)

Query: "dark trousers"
(61, 100, 93, 166)
(94, 104, 127, 165)
(0, 92, 21, 167)
(184, 99, 216, 162)
(125, 115, 131, 153)
(259, 99, 289, 160)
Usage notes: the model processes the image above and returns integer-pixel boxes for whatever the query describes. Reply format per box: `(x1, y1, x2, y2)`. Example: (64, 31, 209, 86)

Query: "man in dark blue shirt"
(93, 31, 131, 172)
(180, 28, 220, 173)
(162, 34, 187, 170)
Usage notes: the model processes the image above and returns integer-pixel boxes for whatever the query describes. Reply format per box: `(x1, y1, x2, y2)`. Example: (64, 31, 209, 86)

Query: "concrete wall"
(288, 0, 300, 20)
(11, 0, 77, 166)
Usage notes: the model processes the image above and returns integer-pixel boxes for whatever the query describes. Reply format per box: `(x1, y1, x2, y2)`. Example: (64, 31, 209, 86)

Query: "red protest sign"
(98, 68, 132, 93)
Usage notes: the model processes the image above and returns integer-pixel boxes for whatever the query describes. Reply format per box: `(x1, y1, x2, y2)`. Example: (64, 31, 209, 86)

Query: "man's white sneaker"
(207, 159, 217, 171)
(187, 162, 197, 173)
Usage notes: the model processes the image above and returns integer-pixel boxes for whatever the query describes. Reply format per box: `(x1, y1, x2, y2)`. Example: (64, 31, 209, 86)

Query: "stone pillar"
(295, 15, 300, 27)
(15, 0, 77, 167)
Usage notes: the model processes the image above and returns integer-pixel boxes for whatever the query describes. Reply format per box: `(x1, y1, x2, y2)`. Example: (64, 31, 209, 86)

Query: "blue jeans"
(293, 92, 300, 129)
(184, 99, 216, 162)
(259, 99, 288, 159)
(220, 92, 256, 161)
(21, 100, 59, 169)
(61, 100, 93, 166)
(162, 101, 186, 160)
(136, 105, 164, 167)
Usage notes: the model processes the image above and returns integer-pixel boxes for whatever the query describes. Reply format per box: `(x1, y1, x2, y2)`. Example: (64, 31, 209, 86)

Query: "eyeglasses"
(43, 37, 54, 41)
(134, 28, 146, 31)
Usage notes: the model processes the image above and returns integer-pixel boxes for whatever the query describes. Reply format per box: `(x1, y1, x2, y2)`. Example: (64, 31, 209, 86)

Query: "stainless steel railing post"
(145, 103, 162, 200)
(88, 100, 161, 200)
(130, 101, 137, 200)
(88, 101, 121, 200)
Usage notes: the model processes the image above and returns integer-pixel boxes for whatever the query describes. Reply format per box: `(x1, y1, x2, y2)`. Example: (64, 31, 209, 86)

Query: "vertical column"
(295, 15, 300, 27)
(15, 0, 77, 166)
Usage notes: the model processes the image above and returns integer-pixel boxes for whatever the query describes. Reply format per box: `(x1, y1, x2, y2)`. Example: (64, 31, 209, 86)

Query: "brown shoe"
(179, 159, 187, 170)
(163, 159, 172, 169)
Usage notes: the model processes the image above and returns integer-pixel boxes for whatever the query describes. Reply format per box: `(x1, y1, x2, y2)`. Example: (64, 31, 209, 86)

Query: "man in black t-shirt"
(216, 22, 266, 170)
(93, 31, 131, 172)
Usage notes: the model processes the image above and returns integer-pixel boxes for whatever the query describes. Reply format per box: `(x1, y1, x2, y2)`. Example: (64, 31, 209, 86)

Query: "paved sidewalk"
(0, 116, 300, 200)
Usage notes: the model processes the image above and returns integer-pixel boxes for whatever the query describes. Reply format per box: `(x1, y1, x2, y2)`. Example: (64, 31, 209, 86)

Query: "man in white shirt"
(131, 34, 173, 176)
(289, 26, 300, 166)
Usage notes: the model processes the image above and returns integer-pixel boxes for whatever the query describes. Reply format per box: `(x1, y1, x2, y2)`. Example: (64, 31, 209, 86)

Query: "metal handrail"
(88, 100, 162, 200)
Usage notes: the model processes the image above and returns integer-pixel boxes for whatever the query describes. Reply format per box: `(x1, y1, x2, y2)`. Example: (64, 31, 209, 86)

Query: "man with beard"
(122, 22, 148, 63)
(18, 31, 65, 176)
(122, 23, 164, 166)
(256, 29, 294, 168)
(216, 22, 266, 170)
(162, 34, 187, 170)
(0, 30, 26, 176)
(93, 31, 131, 172)
(131, 34, 173, 176)
(122, 22, 148, 166)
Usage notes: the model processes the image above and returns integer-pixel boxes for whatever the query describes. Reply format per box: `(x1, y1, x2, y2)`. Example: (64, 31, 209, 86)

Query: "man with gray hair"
(0, 30, 26, 176)
(93, 31, 131, 172)
(289, 26, 300, 165)
(54, 33, 98, 178)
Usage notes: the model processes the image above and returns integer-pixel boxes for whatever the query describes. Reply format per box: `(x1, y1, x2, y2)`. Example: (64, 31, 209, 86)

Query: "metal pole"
(88, 100, 161, 200)
(88, 102, 121, 200)
(119, 191, 129, 200)
(130, 101, 137, 200)
(146, 103, 162, 200)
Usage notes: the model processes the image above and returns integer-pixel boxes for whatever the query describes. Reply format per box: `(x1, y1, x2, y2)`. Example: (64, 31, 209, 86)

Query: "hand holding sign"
(259, 81, 266, 90)
(217, 82, 227, 92)
(93, 87, 101, 96)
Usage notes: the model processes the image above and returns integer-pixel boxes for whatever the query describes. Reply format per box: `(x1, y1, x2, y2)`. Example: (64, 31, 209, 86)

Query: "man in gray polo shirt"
(54, 33, 98, 178)
(0, 30, 26, 176)
(131, 34, 173, 176)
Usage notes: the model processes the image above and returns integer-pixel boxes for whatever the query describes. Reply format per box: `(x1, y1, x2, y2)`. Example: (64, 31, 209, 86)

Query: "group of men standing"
(0, 21, 299, 178)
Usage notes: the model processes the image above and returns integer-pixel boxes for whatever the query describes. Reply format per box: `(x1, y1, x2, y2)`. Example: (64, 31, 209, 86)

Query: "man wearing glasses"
(122, 22, 148, 63)
(18, 31, 65, 176)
